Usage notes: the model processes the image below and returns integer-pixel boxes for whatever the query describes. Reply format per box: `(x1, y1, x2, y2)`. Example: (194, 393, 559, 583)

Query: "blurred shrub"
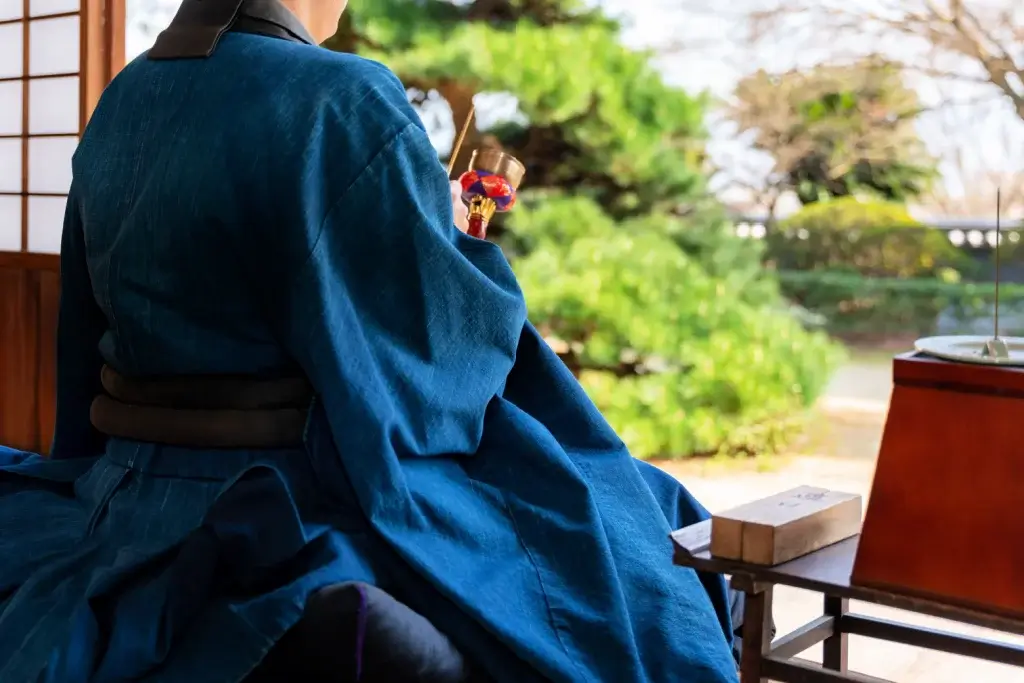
(512, 195, 846, 459)
(766, 197, 967, 278)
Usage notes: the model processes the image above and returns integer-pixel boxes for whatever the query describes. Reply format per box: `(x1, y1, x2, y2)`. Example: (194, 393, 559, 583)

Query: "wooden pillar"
(83, 0, 126, 122)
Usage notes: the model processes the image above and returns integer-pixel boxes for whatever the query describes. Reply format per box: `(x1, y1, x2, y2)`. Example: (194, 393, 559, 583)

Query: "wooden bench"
(672, 521, 1024, 682)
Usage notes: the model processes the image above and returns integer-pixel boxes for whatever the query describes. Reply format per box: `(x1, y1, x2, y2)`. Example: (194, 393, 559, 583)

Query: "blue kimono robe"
(0, 32, 739, 683)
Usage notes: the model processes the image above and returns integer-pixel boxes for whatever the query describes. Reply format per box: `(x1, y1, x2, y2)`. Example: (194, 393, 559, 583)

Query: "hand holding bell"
(446, 106, 526, 240)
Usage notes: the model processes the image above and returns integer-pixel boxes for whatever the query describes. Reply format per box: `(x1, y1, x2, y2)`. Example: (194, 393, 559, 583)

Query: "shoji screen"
(0, 0, 122, 453)
(0, 0, 83, 255)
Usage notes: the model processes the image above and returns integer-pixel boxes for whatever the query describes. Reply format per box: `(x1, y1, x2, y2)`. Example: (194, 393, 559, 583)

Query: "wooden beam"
(82, 0, 125, 125)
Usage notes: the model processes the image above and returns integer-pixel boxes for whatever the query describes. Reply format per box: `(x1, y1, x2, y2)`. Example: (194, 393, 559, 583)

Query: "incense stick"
(995, 188, 1002, 340)
(447, 104, 476, 177)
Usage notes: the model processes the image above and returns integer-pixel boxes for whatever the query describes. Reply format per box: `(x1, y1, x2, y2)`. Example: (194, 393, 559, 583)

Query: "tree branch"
(742, 1, 1024, 121)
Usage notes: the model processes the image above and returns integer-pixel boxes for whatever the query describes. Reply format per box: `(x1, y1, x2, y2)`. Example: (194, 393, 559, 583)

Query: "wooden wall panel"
(36, 269, 60, 452)
(0, 264, 46, 452)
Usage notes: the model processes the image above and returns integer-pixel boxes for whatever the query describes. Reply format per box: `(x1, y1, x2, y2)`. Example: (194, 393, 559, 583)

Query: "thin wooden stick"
(447, 104, 476, 177)
(995, 187, 1002, 339)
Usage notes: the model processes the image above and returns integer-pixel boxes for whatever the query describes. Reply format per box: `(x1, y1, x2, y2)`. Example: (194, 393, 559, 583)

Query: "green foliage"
(510, 196, 843, 458)
(779, 270, 1024, 339)
(766, 197, 967, 278)
(331, 0, 708, 218)
(729, 59, 939, 205)
(331, 0, 843, 459)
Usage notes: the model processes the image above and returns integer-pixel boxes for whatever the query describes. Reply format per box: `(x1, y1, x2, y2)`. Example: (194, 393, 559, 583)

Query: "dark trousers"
(244, 583, 758, 681)
(243, 583, 490, 683)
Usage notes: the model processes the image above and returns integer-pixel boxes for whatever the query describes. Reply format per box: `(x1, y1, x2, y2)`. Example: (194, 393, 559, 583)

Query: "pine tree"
(328, 0, 843, 458)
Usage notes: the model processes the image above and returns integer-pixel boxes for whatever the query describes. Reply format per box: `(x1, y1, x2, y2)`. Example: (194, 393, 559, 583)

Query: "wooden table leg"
(823, 594, 849, 672)
(740, 583, 773, 683)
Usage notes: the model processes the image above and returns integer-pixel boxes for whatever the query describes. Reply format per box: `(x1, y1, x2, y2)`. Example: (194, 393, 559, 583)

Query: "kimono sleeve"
(278, 122, 528, 490)
(50, 182, 108, 459)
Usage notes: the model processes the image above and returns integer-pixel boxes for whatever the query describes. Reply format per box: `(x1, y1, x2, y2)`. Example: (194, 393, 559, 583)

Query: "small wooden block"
(711, 486, 862, 566)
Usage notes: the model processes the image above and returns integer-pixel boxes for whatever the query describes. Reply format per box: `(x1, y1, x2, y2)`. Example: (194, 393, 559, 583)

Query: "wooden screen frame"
(0, 0, 123, 271)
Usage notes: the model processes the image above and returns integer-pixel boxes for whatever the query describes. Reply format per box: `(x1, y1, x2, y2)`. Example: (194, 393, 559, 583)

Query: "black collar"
(148, 0, 316, 60)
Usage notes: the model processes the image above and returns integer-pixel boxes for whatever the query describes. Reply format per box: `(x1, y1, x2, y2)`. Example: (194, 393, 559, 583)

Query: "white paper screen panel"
(0, 13, 22, 252)
(0, 0, 23, 21)
(0, 23, 23, 79)
(0, 4, 84, 254)
(0, 196, 22, 251)
(27, 195, 66, 253)
(29, 76, 79, 133)
(28, 136, 75, 194)
(30, 0, 80, 16)
(0, 81, 23, 135)
(0, 138, 20, 193)
(29, 15, 80, 76)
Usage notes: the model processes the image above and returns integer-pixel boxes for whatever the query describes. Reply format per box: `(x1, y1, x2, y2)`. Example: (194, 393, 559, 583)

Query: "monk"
(0, 1, 740, 681)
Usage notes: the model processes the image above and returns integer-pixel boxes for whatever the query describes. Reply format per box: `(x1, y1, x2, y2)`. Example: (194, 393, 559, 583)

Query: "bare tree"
(915, 102, 1024, 217)
(898, 68, 1024, 219)
(125, 0, 182, 60)
(742, 0, 1023, 121)
(920, 169, 1024, 217)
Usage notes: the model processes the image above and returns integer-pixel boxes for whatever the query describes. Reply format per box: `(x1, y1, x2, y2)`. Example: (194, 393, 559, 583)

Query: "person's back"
(0, 2, 740, 682)
(69, 37, 404, 379)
